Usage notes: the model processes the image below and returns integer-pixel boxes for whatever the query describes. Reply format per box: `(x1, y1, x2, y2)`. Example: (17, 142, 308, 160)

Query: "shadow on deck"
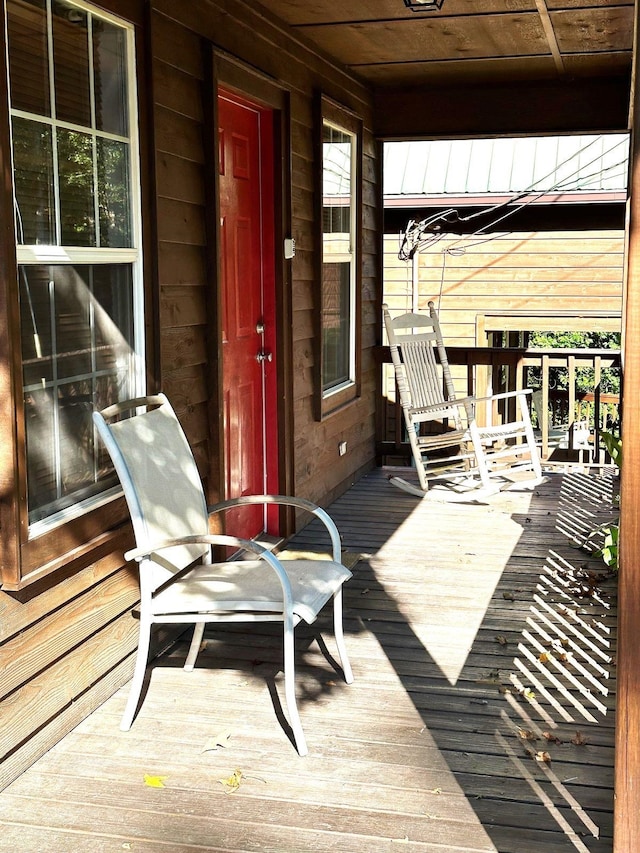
(0, 468, 618, 853)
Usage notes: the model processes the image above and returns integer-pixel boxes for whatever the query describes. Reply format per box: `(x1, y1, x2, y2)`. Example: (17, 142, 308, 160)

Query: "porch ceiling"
(254, 0, 633, 89)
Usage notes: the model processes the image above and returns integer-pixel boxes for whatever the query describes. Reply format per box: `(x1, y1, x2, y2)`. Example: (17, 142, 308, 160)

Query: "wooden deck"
(0, 468, 617, 852)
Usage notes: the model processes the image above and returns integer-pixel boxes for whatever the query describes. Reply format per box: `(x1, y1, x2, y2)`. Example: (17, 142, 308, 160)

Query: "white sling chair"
(93, 393, 353, 756)
(383, 302, 543, 497)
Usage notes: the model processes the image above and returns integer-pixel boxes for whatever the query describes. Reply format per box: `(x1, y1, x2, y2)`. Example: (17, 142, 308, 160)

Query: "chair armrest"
(208, 495, 342, 562)
(124, 533, 295, 615)
(473, 388, 533, 404)
(125, 532, 266, 563)
(409, 397, 475, 417)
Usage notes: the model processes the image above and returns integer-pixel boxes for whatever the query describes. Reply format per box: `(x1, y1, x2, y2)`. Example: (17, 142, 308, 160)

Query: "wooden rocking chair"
(93, 393, 353, 756)
(383, 302, 543, 497)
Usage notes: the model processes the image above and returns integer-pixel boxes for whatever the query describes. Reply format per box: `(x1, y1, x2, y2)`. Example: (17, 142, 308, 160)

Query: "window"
(7, 0, 143, 533)
(317, 96, 361, 417)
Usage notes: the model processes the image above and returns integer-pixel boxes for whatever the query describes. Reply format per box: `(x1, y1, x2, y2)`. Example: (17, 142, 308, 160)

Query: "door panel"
(219, 92, 277, 539)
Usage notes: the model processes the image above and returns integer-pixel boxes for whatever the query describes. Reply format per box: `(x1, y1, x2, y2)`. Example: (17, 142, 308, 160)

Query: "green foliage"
(528, 330, 621, 397)
(599, 430, 622, 468)
(593, 523, 619, 570)
(589, 429, 621, 572)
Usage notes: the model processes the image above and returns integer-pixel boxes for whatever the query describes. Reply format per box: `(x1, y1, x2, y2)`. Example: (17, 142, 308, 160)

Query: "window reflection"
(321, 119, 356, 395)
(19, 264, 135, 523)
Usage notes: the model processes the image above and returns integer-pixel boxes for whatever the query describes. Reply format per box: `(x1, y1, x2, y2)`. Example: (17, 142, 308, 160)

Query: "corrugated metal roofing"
(384, 135, 629, 197)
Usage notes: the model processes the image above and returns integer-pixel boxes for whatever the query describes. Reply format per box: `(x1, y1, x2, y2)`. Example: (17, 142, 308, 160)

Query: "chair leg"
(184, 621, 205, 672)
(468, 423, 493, 489)
(333, 588, 354, 684)
(283, 620, 308, 756)
(519, 396, 544, 482)
(407, 420, 429, 492)
(121, 617, 152, 731)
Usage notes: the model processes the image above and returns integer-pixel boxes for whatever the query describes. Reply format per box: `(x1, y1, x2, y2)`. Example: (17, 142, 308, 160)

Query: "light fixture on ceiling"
(403, 0, 445, 10)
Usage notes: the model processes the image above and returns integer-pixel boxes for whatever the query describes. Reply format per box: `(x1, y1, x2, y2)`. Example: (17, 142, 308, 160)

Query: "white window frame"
(8, 0, 145, 536)
(321, 117, 357, 397)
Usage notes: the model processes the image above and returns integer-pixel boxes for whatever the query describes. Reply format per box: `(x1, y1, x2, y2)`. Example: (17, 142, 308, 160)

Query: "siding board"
(384, 229, 624, 345)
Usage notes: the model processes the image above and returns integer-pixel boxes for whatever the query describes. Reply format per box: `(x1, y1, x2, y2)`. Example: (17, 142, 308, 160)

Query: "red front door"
(218, 91, 278, 539)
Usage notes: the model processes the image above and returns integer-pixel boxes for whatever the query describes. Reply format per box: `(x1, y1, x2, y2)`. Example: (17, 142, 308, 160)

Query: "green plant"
(589, 430, 621, 572)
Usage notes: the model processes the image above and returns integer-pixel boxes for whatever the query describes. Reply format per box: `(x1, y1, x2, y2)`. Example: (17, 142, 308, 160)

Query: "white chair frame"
(93, 394, 353, 756)
(383, 302, 543, 497)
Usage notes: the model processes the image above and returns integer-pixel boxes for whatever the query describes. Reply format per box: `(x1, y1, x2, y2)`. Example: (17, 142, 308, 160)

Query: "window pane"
(21, 264, 135, 524)
(12, 117, 56, 244)
(52, 1, 91, 127)
(7, 0, 50, 116)
(24, 387, 57, 514)
(93, 19, 129, 136)
(19, 266, 53, 385)
(97, 138, 131, 247)
(323, 124, 352, 242)
(92, 265, 134, 371)
(57, 379, 96, 499)
(54, 266, 92, 379)
(322, 261, 351, 390)
(58, 128, 96, 245)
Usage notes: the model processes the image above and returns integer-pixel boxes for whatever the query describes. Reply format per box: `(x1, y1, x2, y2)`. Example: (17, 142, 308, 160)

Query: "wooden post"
(614, 1, 640, 847)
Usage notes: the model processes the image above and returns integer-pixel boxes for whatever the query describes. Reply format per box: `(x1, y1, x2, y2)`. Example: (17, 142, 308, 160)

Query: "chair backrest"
(383, 302, 460, 418)
(93, 394, 210, 584)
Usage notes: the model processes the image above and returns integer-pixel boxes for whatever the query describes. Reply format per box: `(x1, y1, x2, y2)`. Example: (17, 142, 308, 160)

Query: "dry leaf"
(522, 687, 536, 701)
(495, 635, 508, 646)
(143, 774, 167, 788)
(518, 728, 537, 742)
(538, 652, 550, 664)
(503, 591, 516, 601)
(542, 731, 563, 745)
(219, 769, 243, 793)
(534, 751, 552, 764)
(428, 787, 442, 795)
(571, 731, 589, 746)
(202, 730, 232, 752)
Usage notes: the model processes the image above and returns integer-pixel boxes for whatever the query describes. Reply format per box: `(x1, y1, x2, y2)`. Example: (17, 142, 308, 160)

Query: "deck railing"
(376, 345, 622, 466)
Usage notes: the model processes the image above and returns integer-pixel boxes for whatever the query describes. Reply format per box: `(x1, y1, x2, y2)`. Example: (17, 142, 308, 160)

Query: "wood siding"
(383, 230, 625, 346)
(0, 0, 378, 791)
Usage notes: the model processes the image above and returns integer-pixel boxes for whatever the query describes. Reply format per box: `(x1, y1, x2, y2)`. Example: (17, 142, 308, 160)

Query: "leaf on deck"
(143, 774, 168, 788)
(571, 731, 589, 746)
(219, 769, 243, 793)
(202, 730, 233, 752)
(517, 728, 537, 742)
(542, 731, 563, 745)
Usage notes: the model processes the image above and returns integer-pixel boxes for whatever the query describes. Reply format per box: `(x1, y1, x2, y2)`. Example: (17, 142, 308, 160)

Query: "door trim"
(208, 49, 295, 535)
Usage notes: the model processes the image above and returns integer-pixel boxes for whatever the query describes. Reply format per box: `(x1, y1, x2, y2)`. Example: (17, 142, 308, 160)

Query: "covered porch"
(0, 468, 617, 853)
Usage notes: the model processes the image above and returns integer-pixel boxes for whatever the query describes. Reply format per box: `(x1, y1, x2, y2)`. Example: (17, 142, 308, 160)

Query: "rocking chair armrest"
(124, 533, 295, 613)
(472, 388, 533, 405)
(208, 495, 342, 562)
(409, 397, 475, 417)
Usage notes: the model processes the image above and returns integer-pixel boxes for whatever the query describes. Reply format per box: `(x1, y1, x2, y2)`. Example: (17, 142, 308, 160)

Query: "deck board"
(0, 469, 617, 852)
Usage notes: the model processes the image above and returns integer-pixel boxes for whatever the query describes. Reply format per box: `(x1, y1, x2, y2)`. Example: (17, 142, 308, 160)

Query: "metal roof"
(384, 134, 629, 198)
